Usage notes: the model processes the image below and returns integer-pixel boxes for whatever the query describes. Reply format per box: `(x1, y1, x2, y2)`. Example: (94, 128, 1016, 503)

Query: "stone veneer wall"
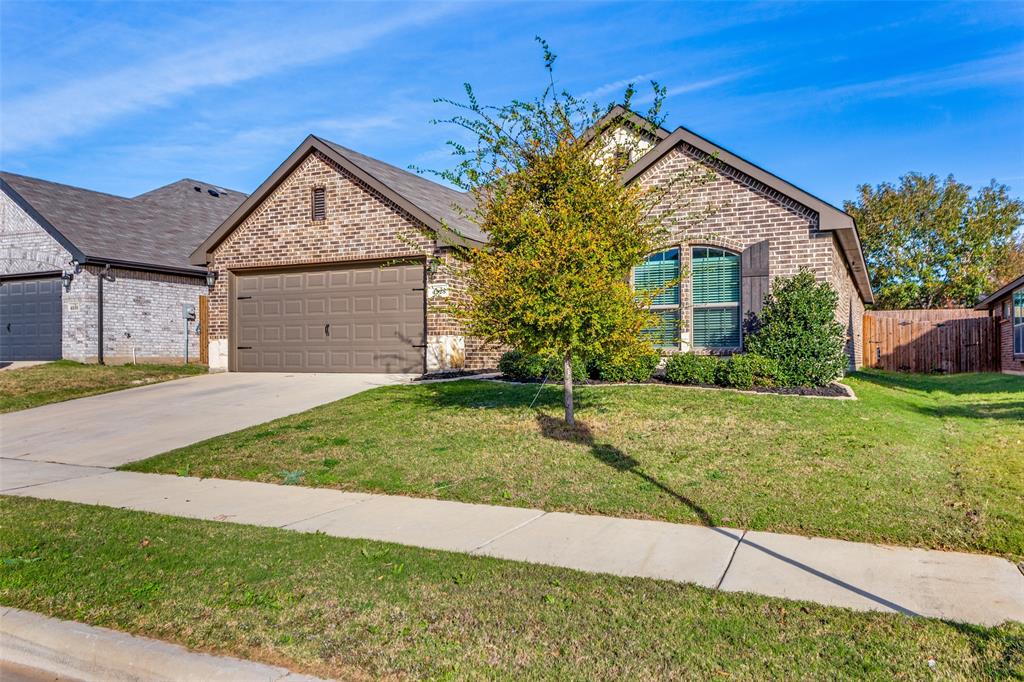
(634, 142, 864, 369)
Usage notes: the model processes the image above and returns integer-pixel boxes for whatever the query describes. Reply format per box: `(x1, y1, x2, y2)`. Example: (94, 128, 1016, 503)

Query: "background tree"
(844, 173, 1023, 309)
(431, 39, 713, 424)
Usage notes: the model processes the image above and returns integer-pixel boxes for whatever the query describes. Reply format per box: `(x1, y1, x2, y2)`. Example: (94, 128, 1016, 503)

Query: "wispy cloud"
(631, 69, 756, 105)
(0, 4, 454, 153)
(579, 73, 659, 101)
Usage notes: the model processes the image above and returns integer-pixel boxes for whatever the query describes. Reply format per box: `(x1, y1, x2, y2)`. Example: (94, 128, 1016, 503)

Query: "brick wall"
(1, 191, 70, 275)
(207, 151, 450, 371)
(3, 190, 207, 364)
(634, 142, 863, 369)
(993, 293, 1024, 374)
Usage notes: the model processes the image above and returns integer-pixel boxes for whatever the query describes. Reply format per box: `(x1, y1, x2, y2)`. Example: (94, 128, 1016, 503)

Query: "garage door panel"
(234, 262, 423, 373)
(1, 276, 63, 361)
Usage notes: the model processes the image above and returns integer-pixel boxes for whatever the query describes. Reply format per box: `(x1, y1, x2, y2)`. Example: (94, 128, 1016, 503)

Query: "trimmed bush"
(498, 350, 588, 382)
(745, 270, 847, 387)
(589, 343, 660, 383)
(717, 353, 780, 389)
(664, 353, 721, 385)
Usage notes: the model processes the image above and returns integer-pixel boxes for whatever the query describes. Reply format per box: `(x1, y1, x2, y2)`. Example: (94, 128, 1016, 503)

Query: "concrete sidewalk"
(2, 457, 1022, 627)
(1, 606, 327, 682)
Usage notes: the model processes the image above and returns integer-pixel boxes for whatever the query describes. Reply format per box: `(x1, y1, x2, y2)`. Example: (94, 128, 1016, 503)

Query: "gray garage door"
(233, 262, 425, 373)
(0, 276, 63, 361)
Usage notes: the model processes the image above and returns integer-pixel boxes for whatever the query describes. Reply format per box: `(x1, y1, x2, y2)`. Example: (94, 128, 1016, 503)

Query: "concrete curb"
(0, 607, 330, 682)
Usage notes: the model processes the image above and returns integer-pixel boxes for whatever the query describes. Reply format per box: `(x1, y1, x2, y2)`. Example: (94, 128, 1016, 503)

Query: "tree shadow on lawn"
(534, 412, 923, 618)
(535, 413, 715, 526)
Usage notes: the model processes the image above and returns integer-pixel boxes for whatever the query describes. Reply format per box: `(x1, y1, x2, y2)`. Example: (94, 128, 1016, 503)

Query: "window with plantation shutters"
(634, 248, 680, 348)
(692, 247, 741, 348)
(311, 187, 326, 221)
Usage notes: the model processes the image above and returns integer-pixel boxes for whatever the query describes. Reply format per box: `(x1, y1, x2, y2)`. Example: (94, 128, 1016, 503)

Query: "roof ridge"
(0, 170, 136, 203)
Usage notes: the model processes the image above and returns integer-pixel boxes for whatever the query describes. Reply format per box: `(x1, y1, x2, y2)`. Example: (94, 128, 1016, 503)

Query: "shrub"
(589, 343, 660, 383)
(664, 353, 721, 385)
(716, 353, 780, 389)
(498, 350, 588, 382)
(745, 270, 847, 387)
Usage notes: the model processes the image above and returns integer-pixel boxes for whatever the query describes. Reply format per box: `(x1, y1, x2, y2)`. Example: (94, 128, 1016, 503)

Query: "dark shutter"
(741, 239, 770, 333)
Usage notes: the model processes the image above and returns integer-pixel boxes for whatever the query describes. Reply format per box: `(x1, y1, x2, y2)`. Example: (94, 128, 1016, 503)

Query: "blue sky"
(2, 1, 1022, 207)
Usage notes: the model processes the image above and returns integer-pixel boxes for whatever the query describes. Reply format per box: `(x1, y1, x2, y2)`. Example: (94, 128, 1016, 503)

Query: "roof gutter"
(82, 257, 207, 279)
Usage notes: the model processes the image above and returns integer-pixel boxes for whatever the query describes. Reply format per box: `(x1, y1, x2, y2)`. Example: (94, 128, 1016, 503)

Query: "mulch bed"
(485, 374, 852, 398)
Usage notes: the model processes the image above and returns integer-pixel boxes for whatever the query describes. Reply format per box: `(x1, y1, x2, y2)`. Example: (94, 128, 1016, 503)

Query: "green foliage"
(844, 173, 1024, 309)
(664, 353, 721, 385)
(716, 354, 780, 390)
(745, 271, 847, 387)
(498, 350, 587, 382)
(430, 38, 713, 422)
(589, 342, 660, 382)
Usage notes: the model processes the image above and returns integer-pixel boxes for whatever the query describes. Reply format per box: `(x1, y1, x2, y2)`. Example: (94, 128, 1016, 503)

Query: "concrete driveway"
(0, 372, 412, 467)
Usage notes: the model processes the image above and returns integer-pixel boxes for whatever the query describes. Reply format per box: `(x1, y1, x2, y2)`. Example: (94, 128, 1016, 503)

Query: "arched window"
(633, 248, 680, 348)
(691, 246, 741, 348)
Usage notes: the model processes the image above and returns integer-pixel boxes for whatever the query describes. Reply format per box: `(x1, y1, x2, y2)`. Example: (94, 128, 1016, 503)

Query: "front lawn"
(0, 360, 206, 413)
(2, 497, 1020, 680)
(124, 370, 1024, 560)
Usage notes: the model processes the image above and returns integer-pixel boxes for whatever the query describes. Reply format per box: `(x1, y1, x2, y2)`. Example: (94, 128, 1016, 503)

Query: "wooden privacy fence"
(863, 309, 999, 373)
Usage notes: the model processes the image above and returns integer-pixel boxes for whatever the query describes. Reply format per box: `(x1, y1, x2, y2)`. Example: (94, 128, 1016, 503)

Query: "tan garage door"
(233, 262, 424, 373)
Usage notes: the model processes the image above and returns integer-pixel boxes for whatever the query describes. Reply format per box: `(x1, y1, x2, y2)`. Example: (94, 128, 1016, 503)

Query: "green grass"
(123, 370, 1024, 560)
(2, 497, 1021, 680)
(0, 360, 206, 413)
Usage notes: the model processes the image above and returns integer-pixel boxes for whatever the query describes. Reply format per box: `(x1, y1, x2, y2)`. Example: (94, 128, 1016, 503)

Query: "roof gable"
(191, 136, 484, 266)
(621, 124, 874, 304)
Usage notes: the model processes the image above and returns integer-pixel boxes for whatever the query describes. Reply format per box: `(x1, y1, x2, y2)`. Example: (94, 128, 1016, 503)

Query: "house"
(189, 107, 873, 374)
(1, 173, 245, 363)
(974, 272, 1024, 374)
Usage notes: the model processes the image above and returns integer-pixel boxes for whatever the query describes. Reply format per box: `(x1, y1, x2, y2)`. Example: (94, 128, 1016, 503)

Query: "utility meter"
(183, 303, 196, 321)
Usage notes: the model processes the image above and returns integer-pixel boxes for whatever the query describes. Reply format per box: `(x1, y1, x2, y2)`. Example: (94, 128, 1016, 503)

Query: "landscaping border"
(485, 376, 857, 400)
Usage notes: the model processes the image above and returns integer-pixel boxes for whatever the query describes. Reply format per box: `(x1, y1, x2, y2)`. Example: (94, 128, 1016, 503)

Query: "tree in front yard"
(844, 173, 1024, 309)
(431, 39, 714, 424)
(744, 270, 847, 387)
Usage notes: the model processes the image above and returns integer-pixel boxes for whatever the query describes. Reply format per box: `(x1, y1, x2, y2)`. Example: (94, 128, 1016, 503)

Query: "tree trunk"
(563, 351, 575, 425)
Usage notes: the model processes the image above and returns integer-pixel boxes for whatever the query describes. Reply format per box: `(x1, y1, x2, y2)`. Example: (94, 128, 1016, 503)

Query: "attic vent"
(311, 187, 326, 221)
(193, 186, 201, 192)
(207, 188, 220, 197)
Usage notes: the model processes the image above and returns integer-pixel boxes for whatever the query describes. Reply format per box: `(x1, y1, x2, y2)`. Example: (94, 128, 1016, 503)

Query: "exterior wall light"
(205, 270, 219, 288)
(61, 270, 74, 291)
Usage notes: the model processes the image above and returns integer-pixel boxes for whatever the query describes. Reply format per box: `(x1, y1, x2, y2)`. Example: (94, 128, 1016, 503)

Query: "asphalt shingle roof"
(1, 172, 246, 273)
(318, 139, 485, 244)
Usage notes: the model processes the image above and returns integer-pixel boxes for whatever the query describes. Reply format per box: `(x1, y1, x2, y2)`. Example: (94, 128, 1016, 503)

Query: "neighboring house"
(974, 272, 1024, 374)
(0, 173, 245, 363)
(190, 107, 873, 374)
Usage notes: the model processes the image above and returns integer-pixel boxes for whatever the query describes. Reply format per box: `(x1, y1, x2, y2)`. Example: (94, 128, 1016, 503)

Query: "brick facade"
(989, 291, 1024, 374)
(204, 141, 868, 374)
(2, 190, 207, 364)
(205, 151, 501, 372)
(634, 142, 864, 369)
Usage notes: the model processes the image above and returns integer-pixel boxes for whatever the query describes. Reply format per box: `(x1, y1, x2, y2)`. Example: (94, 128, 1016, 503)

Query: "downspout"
(97, 268, 104, 364)
(96, 265, 113, 364)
